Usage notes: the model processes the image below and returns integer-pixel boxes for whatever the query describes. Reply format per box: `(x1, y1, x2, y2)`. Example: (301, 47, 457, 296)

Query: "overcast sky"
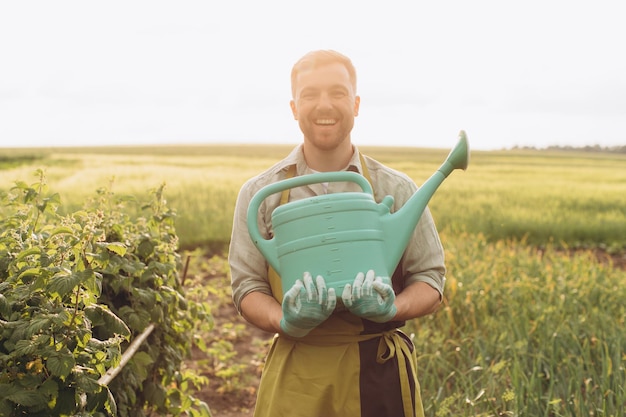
(1, 1, 625, 150)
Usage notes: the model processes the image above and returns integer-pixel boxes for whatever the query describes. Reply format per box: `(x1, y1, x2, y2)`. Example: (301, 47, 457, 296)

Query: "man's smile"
(315, 118, 337, 125)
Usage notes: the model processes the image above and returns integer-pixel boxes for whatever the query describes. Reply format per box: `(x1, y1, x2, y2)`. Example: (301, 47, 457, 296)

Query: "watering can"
(247, 130, 469, 297)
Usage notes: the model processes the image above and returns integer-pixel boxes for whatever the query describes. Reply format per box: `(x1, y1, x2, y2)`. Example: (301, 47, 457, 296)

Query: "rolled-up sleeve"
(401, 205, 446, 298)
(228, 179, 274, 314)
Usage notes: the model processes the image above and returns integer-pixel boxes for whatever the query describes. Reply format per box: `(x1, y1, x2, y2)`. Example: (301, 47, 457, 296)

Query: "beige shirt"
(228, 144, 446, 313)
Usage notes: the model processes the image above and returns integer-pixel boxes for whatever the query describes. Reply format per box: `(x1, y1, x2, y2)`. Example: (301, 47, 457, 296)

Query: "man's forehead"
(295, 63, 352, 86)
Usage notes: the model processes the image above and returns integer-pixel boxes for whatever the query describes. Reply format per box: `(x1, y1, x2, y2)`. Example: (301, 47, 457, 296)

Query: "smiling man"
(228, 50, 446, 417)
(290, 57, 359, 169)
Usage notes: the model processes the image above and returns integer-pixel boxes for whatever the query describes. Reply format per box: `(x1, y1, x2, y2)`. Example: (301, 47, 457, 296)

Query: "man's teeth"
(316, 119, 336, 125)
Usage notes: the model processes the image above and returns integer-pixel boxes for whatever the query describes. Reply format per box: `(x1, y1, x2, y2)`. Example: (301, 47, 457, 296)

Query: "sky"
(1, 1, 625, 151)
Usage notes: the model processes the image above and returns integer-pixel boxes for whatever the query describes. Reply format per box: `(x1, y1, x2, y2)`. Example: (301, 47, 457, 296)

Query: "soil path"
(195, 302, 272, 417)
(183, 255, 273, 417)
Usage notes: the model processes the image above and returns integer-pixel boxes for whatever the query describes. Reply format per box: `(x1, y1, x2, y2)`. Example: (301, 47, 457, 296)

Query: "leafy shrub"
(0, 170, 213, 416)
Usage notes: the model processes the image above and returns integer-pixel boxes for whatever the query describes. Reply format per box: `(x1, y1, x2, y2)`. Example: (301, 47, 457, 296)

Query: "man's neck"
(303, 140, 354, 172)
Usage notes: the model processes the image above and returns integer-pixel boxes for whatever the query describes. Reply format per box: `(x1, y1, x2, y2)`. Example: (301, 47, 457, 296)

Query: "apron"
(256, 157, 425, 417)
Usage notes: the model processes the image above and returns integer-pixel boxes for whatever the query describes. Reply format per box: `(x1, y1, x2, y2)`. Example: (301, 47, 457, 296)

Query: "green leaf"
(84, 385, 108, 413)
(129, 353, 151, 384)
(75, 328, 92, 348)
(127, 311, 144, 332)
(0, 294, 10, 318)
(142, 382, 166, 408)
(131, 351, 154, 368)
(137, 239, 155, 258)
(82, 271, 101, 303)
(6, 389, 46, 407)
(0, 383, 19, 401)
(16, 247, 42, 261)
(47, 351, 75, 379)
(104, 388, 117, 416)
(26, 316, 52, 337)
(13, 339, 37, 356)
(18, 267, 41, 280)
(39, 378, 59, 400)
(12, 180, 30, 190)
(75, 371, 100, 394)
(48, 270, 91, 297)
(0, 399, 13, 416)
(102, 242, 127, 256)
(85, 305, 131, 338)
(50, 386, 76, 415)
(46, 225, 75, 238)
(134, 288, 156, 308)
(99, 306, 131, 337)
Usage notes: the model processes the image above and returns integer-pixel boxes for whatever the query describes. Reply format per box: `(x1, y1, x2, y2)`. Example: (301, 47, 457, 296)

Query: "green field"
(1, 145, 625, 415)
(2, 145, 625, 251)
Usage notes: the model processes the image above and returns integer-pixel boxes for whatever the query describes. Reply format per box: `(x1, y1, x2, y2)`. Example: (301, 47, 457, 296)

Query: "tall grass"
(408, 232, 625, 416)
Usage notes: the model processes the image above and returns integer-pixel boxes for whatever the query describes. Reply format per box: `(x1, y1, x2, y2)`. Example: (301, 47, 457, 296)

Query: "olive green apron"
(257, 158, 424, 417)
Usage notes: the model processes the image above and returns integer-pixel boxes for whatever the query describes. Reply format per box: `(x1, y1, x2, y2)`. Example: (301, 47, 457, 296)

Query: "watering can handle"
(246, 171, 374, 272)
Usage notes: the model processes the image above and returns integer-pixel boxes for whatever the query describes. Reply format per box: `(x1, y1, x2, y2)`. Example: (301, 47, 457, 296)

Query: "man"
(229, 49, 446, 417)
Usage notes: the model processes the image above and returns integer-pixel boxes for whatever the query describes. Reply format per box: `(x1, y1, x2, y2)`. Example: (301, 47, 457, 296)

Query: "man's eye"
(331, 91, 347, 98)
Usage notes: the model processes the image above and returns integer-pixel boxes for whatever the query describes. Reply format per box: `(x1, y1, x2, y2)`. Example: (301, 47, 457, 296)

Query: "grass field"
(2, 144, 625, 251)
(1, 144, 625, 415)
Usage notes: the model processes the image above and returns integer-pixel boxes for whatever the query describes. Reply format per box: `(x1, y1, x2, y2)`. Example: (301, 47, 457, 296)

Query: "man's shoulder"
(240, 145, 300, 194)
(241, 162, 286, 197)
(361, 154, 416, 187)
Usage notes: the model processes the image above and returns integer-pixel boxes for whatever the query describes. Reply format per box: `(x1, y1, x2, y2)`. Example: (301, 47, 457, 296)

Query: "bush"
(0, 170, 213, 416)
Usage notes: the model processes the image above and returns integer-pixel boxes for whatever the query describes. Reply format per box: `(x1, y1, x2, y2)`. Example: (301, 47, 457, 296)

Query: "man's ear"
(354, 96, 360, 117)
(290, 100, 298, 120)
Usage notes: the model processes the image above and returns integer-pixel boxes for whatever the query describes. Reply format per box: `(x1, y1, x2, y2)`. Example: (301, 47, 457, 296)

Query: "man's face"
(290, 62, 360, 151)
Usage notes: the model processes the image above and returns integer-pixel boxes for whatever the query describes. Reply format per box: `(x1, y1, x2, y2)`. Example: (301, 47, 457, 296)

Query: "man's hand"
(280, 272, 337, 337)
(342, 270, 397, 323)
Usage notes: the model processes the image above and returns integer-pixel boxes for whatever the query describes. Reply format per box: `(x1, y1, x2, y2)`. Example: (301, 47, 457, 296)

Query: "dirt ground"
(194, 302, 272, 417)
(184, 262, 274, 417)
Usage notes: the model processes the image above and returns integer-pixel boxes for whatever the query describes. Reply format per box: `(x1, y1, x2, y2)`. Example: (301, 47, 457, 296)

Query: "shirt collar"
(274, 144, 365, 175)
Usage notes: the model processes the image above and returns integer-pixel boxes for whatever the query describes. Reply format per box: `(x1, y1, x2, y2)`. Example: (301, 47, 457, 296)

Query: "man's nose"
(316, 92, 333, 109)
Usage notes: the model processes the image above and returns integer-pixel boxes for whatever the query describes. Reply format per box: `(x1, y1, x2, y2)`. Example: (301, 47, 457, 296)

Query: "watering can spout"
(381, 130, 469, 274)
(446, 130, 470, 172)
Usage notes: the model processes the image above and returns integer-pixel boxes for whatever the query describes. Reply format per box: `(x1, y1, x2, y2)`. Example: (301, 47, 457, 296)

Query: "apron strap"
(359, 153, 374, 198)
(268, 164, 297, 303)
(279, 164, 296, 205)
(377, 330, 423, 417)
(360, 159, 420, 416)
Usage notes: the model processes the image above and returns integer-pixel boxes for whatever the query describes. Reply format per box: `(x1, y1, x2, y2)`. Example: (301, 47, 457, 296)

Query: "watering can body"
(247, 131, 469, 297)
(267, 186, 395, 293)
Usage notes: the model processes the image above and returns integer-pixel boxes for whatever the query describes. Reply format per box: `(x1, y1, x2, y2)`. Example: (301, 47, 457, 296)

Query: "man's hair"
(290, 50, 357, 98)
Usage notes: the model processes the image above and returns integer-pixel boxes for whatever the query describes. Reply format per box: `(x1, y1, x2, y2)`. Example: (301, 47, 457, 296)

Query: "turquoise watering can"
(247, 131, 469, 297)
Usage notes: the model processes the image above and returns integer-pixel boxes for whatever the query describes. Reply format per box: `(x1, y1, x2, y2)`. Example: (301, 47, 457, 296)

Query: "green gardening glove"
(280, 272, 337, 337)
(342, 270, 397, 323)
